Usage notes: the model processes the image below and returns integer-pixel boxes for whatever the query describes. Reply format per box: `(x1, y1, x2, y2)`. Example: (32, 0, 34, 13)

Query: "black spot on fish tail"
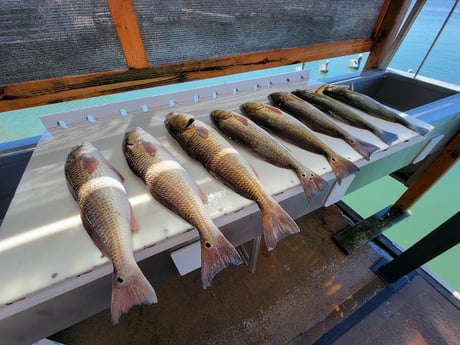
(111, 265, 157, 324)
(200, 233, 242, 289)
(297, 170, 327, 201)
(328, 155, 359, 185)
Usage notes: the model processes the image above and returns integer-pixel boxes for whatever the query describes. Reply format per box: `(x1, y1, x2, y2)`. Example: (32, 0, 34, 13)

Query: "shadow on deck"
(50, 206, 460, 345)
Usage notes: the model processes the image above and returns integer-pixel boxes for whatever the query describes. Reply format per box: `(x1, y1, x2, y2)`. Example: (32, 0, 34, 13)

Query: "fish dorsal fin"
(142, 140, 158, 157)
(195, 124, 209, 138)
(82, 156, 99, 174)
(234, 114, 249, 126)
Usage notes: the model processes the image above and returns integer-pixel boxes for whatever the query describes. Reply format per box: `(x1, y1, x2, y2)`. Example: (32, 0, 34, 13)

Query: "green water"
(343, 164, 460, 291)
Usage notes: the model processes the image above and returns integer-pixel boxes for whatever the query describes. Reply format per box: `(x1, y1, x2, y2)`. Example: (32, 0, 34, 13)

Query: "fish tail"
(297, 170, 328, 202)
(409, 124, 429, 136)
(111, 266, 157, 324)
(328, 155, 359, 185)
(349, 137, 380, 161)
(201, 232, 243, 289)
(260, 199, 300, 251)
(377, 129, 399, 145)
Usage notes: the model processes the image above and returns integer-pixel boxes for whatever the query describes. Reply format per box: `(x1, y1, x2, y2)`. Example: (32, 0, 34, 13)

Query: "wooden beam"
(364, 0, 412, 70)
(392, 131, 460, 212)
(0, 38, 372, 112)
(106, 0, 149, 69)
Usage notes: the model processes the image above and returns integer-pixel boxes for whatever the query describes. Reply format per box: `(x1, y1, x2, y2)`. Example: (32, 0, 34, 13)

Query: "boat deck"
(49, 206, 460, 345)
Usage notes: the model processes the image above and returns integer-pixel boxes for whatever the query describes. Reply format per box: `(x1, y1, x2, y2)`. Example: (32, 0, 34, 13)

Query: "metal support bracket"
(237, 236, 262, 273)
(377, 211, 460, 284)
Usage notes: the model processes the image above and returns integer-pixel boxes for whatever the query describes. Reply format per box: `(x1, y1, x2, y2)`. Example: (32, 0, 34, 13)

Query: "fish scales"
(164, 112, 300, 251)
(239, 102, 359, 185)
(292, 88, 399, 145)
(268, 92, 380, 161)
(65, 141, 156, 324)
(320, 84, 429, 136)
(210, 109, 327, 202)
(123, 127, 241, 288)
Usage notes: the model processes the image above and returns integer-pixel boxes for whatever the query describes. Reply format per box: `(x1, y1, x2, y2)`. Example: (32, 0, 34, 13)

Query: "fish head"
(209, 109, 236, 128)
(268, 92, 291, 106)
(123, 127, 151, 151)
(239, 102, 266, 115)
(65, 141, 100, 172)
(64, 141, 102, 197)
(210, 109, 233, 122)
(164, 112, 196, 135)
(123, 127, 162, 161)
(323, 84, 349, 94)
(210, 109, 250, 129)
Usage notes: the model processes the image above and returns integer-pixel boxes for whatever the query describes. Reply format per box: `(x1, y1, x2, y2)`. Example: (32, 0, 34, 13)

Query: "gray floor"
(50, 206, 460, 344)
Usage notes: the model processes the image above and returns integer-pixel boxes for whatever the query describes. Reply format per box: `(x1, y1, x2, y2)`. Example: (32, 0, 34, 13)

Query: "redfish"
(318, 84, 429, 136)
(123, 127, 242, 288)
(65, 141, 157, 324)
(292, 88, 399, 145)
(268, 92, 380, 160)
(164, 112, 300, 251)
(210, 109, 327, 202)
(239, 102, 359, 185)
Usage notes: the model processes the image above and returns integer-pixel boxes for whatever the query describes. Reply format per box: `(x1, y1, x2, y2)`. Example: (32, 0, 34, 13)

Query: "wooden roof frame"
(0, 0, 411, 112)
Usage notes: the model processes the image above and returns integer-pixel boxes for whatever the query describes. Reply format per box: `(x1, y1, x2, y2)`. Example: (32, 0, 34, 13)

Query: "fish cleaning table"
(0, 70, 434, 344)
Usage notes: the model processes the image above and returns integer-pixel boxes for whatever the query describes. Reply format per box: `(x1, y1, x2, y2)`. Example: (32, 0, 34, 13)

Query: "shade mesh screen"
(1, 0, 126, 84)
(2, 0, 384, 85)
(134, 0, 383, 65)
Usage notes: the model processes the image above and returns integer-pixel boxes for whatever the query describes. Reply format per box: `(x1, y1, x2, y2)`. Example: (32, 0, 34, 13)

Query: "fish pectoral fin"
(142, 140, 158, 157)
(101, 155, 125, 181)
(249, 162, 260, 179)
(80, 210, 112, 257)
(194, 124, 209, 138)
(129, 203, 139, 232)
(82, 156, 99, 174)
(196, 184, 208, 204)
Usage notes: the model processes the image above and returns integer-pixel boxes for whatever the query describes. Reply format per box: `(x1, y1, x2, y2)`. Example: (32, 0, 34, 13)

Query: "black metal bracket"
(376, 211, 460, 284)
